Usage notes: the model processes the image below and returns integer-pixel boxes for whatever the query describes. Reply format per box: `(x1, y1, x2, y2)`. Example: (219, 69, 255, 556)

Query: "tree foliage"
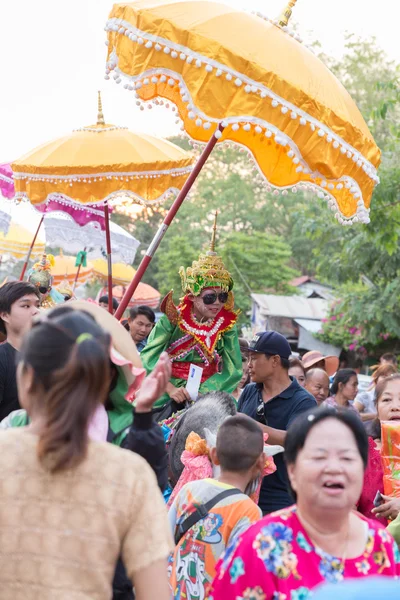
(300, 37, 400, 353)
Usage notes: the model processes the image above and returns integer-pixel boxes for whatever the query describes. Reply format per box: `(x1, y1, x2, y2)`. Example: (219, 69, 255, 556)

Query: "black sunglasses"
(201, 292, 229, 305)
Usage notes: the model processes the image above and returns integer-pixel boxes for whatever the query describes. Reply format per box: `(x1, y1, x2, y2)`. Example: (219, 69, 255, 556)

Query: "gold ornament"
(179, 212, 233, 296)
(28, 253, 54, 294)
(57, 278, 74, 301)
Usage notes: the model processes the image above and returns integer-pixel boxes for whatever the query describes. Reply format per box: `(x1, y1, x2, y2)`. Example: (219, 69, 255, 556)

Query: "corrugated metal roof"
(251, 294, 329, 320)
(294, 318, 323, 333)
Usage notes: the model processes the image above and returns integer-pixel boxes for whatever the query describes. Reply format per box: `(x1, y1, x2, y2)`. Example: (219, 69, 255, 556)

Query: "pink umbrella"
(1, 163, 113, 280)
(0, 164, 14, 200)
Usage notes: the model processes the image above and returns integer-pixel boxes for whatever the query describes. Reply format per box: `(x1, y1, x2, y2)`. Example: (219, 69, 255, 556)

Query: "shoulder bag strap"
(174, 487, 242, 545)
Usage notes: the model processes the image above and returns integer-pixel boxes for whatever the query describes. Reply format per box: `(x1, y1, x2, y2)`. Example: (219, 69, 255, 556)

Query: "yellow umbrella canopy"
(0, 223, 45, 260)
(52, 253, 93, 286)
(104, 0, 380, 224)
(11, 95, 194, 207)
(94, 259, 161, 308)
(92, 258, 136, 286)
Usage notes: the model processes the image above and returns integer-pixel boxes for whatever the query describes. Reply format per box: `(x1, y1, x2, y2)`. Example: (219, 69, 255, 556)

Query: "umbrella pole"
(19, 215, 45, 281)
(104, 201, 113, 314)
(115, 125, 224, 320)
(73, 246, 87, 292)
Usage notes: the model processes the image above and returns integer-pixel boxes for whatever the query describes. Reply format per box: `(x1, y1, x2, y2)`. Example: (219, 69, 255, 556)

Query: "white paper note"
(185, 363, 203, 401)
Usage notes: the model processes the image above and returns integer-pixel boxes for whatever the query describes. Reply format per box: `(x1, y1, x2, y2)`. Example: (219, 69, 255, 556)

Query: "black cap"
(248, 331, 291, 359)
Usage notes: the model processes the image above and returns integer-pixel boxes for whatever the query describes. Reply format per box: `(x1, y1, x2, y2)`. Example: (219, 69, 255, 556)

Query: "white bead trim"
(13, 187, 183, 208)
(0, 173, 13, 185)
(73, 125, 128, 133)
(105, 17, 379, 182)
(106, 67, 371, 224)
(13, 165, 193, 184)
(251, 11, 307, 47)
(209, 139, 370, 225)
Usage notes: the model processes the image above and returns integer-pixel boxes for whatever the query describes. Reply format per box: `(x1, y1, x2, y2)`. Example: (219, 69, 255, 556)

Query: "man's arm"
(257, 424, 286, 445)
(257, 394, 317, 445)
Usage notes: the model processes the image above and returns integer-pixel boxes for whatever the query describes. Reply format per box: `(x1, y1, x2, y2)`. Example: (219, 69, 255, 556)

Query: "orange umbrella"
(110, 284, 160, 310)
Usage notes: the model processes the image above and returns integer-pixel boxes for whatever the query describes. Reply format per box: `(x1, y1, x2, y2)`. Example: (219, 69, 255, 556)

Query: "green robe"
(140, 314, 242, 408)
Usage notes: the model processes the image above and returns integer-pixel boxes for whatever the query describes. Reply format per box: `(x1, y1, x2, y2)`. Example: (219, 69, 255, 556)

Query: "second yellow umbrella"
(12, 94, 194, 313)
(12, 95, 193, 207)
(0, 223, 45, 261)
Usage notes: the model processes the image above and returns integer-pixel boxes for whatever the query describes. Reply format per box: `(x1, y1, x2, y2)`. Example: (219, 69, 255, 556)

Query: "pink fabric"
(210, 506, 400, 600)
(87, 404, 109, 442)
(168, 436, 277, 508)
(34, 196, 109, 229)
(0, 163, 14, 199)
(109, 346, 146, 400)
(168, 452, 212, 507)
(358, 436, 386, 524)
(0, 164, 110, 228)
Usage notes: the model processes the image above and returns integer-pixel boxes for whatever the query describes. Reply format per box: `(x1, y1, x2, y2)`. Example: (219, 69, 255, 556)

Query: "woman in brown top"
(0, 309, 173, 600)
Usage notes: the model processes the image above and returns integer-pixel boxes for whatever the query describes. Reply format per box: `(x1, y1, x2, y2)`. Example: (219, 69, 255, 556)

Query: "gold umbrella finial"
(278, 0, 298, 27)
(209, 211, 218, 253)
(97, 91, 105, 125)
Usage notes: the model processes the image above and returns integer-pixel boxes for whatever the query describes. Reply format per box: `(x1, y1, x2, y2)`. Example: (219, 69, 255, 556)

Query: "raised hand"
(135, 352, 172, 413)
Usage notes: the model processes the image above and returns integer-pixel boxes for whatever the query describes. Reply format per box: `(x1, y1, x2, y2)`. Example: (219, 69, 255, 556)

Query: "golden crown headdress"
(28, 253, 55, 292)
(179, 212, 233, 296)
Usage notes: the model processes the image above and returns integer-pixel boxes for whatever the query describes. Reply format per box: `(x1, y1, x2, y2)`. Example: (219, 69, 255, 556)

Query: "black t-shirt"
(238, 377, 316, 514)
(0, 343, 19, 422)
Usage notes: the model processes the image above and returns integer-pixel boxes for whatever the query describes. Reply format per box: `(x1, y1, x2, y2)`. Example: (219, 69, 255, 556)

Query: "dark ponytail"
(19, 311, 111, 473)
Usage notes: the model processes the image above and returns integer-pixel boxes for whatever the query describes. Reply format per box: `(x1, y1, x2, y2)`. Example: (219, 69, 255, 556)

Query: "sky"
(1, 0, 399, 163)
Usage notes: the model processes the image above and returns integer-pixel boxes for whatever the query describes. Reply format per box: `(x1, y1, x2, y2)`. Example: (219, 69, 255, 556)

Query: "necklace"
(296, 509, 350, 573)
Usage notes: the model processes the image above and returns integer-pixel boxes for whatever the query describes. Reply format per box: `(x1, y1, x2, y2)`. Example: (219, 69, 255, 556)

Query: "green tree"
(221, 232, 298, 318)
(155, 234, 203, 301)
(296, 37, 400, 354)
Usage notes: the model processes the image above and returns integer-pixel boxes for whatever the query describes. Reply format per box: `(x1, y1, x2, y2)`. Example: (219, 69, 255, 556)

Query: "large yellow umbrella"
(12, 94, 194, 312)
(0, 223, 45, 261)
(104, 0, 379, 225)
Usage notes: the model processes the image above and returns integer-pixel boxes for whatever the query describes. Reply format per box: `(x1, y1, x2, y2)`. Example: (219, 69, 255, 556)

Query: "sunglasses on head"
(201, 292, 229, 305)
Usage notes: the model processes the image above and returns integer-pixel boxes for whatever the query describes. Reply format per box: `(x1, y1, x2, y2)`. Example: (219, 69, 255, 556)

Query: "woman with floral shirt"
(209, 408, 400, 600)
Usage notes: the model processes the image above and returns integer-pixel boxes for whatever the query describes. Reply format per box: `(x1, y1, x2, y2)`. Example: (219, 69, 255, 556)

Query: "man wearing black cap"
(238, 330, 316, 514)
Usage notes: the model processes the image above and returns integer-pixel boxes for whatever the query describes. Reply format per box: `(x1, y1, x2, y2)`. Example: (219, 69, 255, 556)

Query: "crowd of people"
(0, 236, 399, 600)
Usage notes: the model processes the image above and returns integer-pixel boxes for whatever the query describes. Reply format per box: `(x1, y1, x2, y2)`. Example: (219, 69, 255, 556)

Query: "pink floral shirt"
(209, 506, 400, 600)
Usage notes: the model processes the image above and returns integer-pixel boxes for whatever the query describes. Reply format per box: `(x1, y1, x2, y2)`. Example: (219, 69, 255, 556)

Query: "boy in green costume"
(141, 214, 242, 415)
